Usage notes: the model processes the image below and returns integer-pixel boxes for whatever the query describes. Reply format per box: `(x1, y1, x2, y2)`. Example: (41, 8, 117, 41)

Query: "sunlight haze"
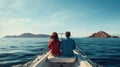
(0, 0, 120, 37)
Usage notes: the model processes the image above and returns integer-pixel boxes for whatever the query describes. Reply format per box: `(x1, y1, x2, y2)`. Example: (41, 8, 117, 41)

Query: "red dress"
(48, 40, 61, 56)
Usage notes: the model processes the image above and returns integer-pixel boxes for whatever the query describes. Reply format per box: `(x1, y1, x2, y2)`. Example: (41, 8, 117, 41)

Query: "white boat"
(29, 47, 102, 67)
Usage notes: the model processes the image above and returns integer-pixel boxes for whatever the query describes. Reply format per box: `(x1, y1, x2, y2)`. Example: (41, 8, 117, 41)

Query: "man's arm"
(73, 40, 76, 49)
(60, 39, 65, 50)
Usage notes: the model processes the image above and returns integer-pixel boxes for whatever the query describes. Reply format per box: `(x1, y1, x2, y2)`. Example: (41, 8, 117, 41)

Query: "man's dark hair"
(65, 31, 71, 38)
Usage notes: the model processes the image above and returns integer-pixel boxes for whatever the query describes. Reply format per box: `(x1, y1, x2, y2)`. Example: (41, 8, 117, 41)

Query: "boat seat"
(47, 54, 76, 63)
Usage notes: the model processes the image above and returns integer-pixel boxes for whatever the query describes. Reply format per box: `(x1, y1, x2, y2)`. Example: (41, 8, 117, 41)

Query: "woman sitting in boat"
(48, 32, 62, 56)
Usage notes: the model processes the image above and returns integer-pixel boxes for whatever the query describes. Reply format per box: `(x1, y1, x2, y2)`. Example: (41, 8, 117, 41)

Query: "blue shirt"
(60, 37, 76, 57)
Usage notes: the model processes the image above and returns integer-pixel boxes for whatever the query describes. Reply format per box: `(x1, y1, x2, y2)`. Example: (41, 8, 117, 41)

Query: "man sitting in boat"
(48, 32, 62, 56)
(60, 31, 76, 57)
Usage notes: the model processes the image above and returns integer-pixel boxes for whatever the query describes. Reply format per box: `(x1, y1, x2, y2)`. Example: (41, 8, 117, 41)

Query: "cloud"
(0, 0, 25, 9)
(0, 0, 27, 19)
(50, 11, 71, 20)
(7, 18, 31, 23)
(0, 18, 31, 28)
(0, 0, 5, 8)
(0, 18, 31, 36)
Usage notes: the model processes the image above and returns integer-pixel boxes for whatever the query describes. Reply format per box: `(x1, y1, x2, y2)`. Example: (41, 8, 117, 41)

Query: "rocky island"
(4, 33, 50, 38)
(88, 31, 119, 38)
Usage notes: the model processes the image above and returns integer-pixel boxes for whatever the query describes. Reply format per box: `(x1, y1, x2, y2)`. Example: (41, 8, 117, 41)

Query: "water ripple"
(0, 38, 120, 67)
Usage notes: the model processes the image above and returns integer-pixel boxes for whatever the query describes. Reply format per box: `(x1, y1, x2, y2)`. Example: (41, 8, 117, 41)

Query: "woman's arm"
(48, 40, 53, 49)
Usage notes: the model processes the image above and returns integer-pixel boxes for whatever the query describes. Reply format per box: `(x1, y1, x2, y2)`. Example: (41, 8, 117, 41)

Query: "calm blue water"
(0, 38, 120, 67)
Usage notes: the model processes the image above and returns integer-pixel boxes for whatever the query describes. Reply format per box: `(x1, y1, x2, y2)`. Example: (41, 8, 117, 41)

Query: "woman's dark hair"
(50, 32, 59, 42)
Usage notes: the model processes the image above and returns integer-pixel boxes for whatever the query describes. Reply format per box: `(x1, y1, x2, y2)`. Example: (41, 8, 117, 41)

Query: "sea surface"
(0, 38, 120, 67)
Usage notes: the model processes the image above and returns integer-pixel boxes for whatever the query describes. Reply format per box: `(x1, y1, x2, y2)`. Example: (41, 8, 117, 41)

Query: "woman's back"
(49, 40, 61, 56)
(48, 32, 61, 56)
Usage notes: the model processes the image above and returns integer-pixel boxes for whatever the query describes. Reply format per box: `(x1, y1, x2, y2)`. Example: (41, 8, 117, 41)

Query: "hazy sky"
(0, 0, 120, 37)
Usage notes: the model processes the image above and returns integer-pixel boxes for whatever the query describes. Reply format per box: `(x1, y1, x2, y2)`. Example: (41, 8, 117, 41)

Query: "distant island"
(88, 31, 119, 38)
(3, 33, 50, 38)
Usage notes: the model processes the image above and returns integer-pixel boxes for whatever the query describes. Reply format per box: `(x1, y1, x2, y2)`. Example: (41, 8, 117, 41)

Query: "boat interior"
(31, 51, 93, 67)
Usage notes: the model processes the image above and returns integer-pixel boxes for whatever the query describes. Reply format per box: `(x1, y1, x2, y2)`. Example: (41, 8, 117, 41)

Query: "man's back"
(60, 38, 76, 57)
